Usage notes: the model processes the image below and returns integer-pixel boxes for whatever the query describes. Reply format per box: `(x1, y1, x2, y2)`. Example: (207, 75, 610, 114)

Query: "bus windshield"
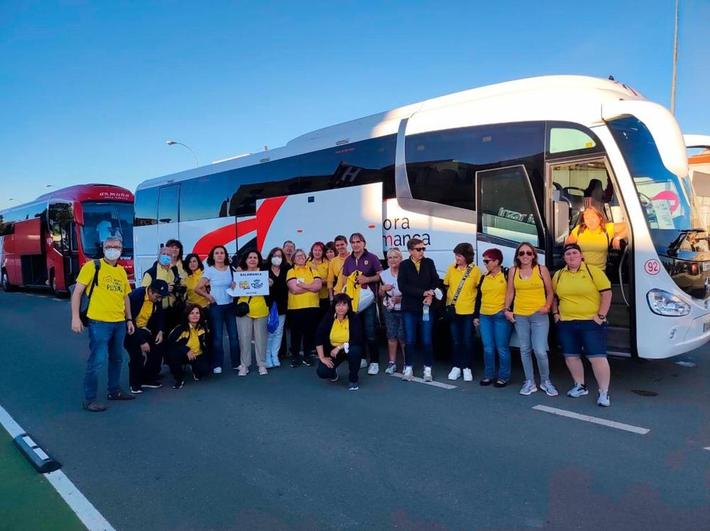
(608, 115, 695, 252)
(81, 201, 134, 259)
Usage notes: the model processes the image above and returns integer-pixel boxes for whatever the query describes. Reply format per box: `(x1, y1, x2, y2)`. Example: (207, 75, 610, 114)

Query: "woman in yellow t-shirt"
(504, 242, 558, 397)
(287, 249, 322, 368)
(315, 293, 364, 391)
(307, 241, 330, 316)
(166, 304, 210, 389)
(443, 242, 481, 382)
(565, 207, 625, 270)
(235, 250, 270, 376)
(183, 253, 210, 309)
(552, 243, 613, 407)
(473, 247, 513, 387)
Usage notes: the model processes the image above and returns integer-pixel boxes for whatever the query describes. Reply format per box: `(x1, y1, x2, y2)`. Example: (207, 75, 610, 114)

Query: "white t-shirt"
(202, 266, 234, 306)
(380, 268, 402, 311)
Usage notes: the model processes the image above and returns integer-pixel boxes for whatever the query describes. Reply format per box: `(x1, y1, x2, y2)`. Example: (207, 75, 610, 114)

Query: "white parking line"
(0, 404, 115, 530)
(532, 405, 650, 435)
(704, 447, 710, 452)
(390, 372, 457, 390)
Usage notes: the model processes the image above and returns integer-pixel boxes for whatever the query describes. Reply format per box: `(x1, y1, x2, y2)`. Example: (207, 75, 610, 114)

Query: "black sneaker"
(480, 378, 494, 386)
(173, 380, 185, 390)
(348, 382, 359, 391)
(82, 400, 107, 412)
(141, 381, 163, 389)
(130, 386, 143, 394)
(107, 390, 136, 401)
(192, 372, 201, 382)
(290, 357, 302, 368)
(302, 357, 314, 367)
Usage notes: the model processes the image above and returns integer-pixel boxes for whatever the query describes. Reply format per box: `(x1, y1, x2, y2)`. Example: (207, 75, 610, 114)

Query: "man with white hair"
(71, 235, 135, 412)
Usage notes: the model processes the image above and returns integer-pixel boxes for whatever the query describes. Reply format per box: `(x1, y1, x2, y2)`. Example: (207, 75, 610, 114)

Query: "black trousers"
(287, 308, 320, 361)
(316, 344, 362, 384)
(125, 327, 164, 388)
(167, 345, 210, 383)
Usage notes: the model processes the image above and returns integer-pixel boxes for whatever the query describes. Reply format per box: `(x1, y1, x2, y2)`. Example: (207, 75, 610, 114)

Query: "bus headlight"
(646, 289, 690, 316)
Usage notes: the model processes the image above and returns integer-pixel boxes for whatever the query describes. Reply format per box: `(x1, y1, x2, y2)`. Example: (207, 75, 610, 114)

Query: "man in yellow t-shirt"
(71, 235, 135, 412)
(328, 235, 349, 298)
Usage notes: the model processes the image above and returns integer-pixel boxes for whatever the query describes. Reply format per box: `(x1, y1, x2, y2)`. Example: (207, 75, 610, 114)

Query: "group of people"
(71, 215, 620, 411)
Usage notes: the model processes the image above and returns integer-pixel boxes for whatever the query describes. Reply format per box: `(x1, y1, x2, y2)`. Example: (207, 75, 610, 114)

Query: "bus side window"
(135, 188, 159, 226)
(477, 165, 542, 247)
(158, 185, 179, 224)
(551, 160, 616, 229)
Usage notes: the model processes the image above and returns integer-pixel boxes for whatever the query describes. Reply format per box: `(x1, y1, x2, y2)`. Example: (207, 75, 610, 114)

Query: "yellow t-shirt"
(76, 259, 130, 323)
(443, 264, 481, 315)
(141, 265, 176, 309)
(512, 265, 546, 316)
(479, 271, 507, 315)
(179, 325, 205, 356)
(329, 255, 347, 292)
(329, 317, 349, 346)
(287, 266, 321, 310)
(413, 259, 421, 272)
(237, 295, 269, 319)
(308, 259, 330, 300)
(553, 264, 611, 321)
(135, 292, 154, 329)
(570, 223, 614, 270)
(185, 270, 210, 308)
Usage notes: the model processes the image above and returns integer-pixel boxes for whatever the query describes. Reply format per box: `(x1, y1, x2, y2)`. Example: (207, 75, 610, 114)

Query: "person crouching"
(125, 279, 169, 394)
(315, 294, 363, 391)
(167, 304, 211, 389)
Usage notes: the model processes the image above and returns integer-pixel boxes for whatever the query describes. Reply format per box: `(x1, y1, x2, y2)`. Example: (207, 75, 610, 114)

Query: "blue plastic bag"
(267, 302, 280, 333)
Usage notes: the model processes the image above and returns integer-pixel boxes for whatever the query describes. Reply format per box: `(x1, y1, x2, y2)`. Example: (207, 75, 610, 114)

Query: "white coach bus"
(134, 75, 710, 359)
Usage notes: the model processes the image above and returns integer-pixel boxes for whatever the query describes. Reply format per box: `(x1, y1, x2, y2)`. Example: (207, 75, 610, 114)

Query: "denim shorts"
(556, 319, 607, 358)
(383, 309, 405, 342)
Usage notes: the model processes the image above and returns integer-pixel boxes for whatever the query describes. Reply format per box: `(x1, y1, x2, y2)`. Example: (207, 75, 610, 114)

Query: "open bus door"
(47, 201, 74, 293)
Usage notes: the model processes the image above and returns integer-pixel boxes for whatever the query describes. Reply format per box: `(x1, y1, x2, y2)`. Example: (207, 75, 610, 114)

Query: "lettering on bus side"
(382, 216, 432, 248)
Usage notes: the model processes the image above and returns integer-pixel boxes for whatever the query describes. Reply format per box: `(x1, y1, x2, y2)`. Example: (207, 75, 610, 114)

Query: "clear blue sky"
(1, 0, 708, 208)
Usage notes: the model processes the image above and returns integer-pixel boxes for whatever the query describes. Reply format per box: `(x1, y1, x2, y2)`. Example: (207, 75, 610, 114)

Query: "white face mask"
(104, 248, 121, 261)
(271, 256, 282, 266)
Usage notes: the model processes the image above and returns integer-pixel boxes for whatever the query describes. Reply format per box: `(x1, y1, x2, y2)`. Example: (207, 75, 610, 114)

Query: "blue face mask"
(159, 255, 171, 266)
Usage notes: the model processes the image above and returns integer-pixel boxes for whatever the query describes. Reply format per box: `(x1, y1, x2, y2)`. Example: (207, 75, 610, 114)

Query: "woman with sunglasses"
(504, 242, 558, 397)
(398, 238, 440, 382)
(473, 248, 513, 387)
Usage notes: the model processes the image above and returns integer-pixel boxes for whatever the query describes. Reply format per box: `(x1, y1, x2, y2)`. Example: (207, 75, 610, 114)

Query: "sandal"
(493, 379, 508, 388)
(479, 378, 493, 386)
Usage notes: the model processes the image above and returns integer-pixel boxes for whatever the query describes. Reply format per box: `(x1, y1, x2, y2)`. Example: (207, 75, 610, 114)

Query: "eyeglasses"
(413, 247, 425, 252)
(482, 259, 491, 264)
(518, 250, 534, 257)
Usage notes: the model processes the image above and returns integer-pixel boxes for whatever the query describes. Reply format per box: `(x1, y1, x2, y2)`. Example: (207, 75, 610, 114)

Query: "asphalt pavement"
(0, 290, 708, 530)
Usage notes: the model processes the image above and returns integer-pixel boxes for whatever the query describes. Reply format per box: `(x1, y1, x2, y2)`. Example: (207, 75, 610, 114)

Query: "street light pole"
(166, 140, 199, 167)
(671, 0, 680, 115)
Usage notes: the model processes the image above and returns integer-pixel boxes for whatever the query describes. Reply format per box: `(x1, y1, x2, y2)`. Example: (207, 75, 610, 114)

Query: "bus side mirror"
(553, 192, 571, 244)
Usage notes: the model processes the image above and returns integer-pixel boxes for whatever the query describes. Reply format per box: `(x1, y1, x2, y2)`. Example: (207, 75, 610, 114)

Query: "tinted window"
(158, 185, 179, 224)
(0, 202, 46, 236)
(135, 187, 158, 226)
(405, 122, 545, 210)
(477, 165, 542, 247)
(180, 173, 236, 222)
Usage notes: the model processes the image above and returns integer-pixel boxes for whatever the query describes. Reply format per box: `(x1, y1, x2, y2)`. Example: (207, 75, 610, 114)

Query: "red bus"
(0, 184, 134, 294)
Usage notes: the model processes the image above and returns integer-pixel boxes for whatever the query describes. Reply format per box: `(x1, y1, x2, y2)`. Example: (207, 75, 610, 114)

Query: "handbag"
(235, 297, 251, 317)
(445, 264, 473, 321)
(267, 302, 280, 333)
(343, 271, 375, 312)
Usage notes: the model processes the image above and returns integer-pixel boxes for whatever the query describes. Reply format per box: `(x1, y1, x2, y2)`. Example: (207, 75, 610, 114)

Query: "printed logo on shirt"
(104, 274, 125, 293)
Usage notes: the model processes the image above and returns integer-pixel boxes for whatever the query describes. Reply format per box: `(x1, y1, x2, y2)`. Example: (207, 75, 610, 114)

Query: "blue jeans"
(449, 313, 474, 369)
(403, 310, 433, 368)
(84, 320, 126, 401)
(513, 312, 550, 382)
(209, 303, 240, 370)
(359, 303, 379, 364)
(479, 311, 513, 381)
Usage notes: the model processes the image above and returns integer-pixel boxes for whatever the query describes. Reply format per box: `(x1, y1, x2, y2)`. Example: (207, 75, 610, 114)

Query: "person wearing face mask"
(265, 247, 288, 368)
(165, 238, 187, 280)
(142, 246, 179, 311)
(71, 235, 135, 412)
(124, 279, 170, 394)
(552, 243, 613, 407)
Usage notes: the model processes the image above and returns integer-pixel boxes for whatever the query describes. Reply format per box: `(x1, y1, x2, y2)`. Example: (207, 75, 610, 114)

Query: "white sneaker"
(212, 367, 223, 374)
(462, 368, 473, 382)
(360, 358, 368, 369)
(597, 390, 611, 407)
(385, 362, 396, 375)
(367, 363, 380, 375)
(238, 366, 249, 377)
(519, 380, 538, 395)
(402, 366, 414, 381)
(258, 366, 268, 376)
(423, 366, 433, 382)
(447, 367, 462, 381)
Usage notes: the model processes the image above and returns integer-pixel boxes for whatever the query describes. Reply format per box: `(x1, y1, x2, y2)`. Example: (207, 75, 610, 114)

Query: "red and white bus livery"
(135, 75, 710, 359)
(0, 184, 134, 294)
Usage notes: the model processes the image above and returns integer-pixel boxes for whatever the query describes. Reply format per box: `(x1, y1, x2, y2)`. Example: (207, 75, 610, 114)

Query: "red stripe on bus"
(256, 196, 287, 250)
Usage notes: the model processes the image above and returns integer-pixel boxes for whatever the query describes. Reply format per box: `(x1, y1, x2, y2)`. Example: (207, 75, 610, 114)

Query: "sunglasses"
(413, 247, 426, 252)
(518, 250, 534, 257)
(482, 259, 491, 264)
